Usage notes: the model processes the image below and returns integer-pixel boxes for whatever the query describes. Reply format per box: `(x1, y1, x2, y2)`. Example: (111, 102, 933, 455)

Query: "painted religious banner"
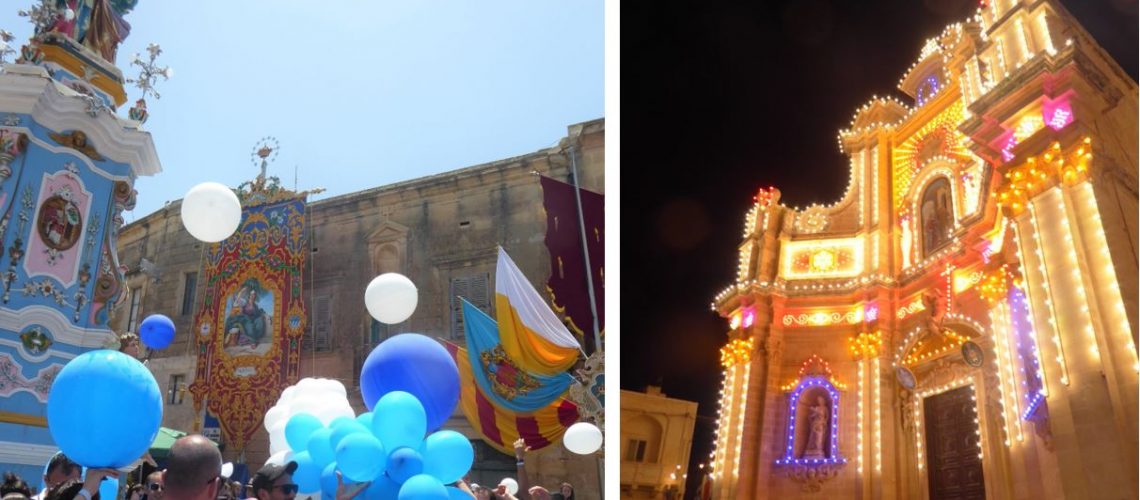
(188, 194, 307, 452)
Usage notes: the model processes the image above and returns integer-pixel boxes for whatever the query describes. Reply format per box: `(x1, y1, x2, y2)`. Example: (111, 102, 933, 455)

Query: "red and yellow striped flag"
(444, 340, 579, 456)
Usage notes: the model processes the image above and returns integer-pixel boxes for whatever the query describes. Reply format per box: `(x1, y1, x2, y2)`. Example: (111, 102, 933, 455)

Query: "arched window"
(920, 178, 954, 257)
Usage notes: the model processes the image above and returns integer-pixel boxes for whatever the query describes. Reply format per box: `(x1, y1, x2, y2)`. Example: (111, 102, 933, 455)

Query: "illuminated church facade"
(708, 1, 1137, 498)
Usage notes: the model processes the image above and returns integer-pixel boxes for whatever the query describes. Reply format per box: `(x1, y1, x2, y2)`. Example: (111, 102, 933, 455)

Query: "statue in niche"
(921, 177, 953, 256)
(802, 396, 829, 459)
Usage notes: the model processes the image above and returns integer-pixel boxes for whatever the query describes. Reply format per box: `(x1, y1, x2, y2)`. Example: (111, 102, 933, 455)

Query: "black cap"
(251, 461, 298, 494)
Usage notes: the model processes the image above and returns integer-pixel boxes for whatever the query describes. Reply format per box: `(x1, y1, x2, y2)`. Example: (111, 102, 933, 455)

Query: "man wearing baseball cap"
(249, 463, 298, 500)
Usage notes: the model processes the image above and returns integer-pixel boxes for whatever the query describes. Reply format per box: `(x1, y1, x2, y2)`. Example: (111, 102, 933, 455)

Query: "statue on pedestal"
(802, 396, 829, 459)
(46, 0, 138, 63)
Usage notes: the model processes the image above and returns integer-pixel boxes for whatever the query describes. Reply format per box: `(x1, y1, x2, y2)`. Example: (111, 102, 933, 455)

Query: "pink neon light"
(1042, 98, 1073, 131)
(742, 307, 755, 328)
(864, 305, 879, 323)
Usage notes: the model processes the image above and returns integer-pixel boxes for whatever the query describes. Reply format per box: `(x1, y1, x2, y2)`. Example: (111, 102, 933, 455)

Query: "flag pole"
(567, 145, 601, 354)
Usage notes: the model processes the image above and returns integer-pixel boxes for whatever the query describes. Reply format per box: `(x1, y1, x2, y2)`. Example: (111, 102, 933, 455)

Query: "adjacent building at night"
(619, 386, 698, 499)
(707, 1, 1137, 498)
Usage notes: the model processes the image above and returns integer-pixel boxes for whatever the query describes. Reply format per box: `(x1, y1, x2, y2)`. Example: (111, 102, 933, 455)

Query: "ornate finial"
(0, 31, 15, 64)
(126, 43, 171, 100)
(17, 0, 66, 37)
(250, 136, 279, 183)
(125, 43, 170, 124)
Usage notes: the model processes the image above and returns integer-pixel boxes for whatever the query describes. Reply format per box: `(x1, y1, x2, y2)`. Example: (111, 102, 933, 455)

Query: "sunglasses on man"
(271, 484, 299, 495)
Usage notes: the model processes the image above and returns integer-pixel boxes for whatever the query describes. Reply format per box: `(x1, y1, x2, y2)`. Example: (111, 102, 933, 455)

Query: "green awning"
(149, 427, 219, 459)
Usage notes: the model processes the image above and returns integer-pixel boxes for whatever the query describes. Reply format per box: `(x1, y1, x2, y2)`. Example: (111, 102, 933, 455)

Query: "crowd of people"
(3, 333, 580, 500)
(2, 435, 577, 500)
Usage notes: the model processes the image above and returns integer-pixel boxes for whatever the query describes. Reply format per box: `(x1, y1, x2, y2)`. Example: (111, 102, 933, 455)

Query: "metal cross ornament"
(125, 43, 172, 101)
(0, 31, 15, 64)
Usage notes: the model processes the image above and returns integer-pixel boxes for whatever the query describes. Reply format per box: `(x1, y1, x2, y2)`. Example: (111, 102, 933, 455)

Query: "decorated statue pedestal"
(0, 4, 160, 481)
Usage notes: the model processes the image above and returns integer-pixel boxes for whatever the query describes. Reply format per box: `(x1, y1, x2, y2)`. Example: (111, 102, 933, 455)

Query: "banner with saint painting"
(188, 195, 307, 452)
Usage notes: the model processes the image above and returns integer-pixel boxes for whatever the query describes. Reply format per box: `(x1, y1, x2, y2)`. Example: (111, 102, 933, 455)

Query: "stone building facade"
(113, 118, 604, 495)
(708, 1, 1137, 498)
(619, 386, 698, 499)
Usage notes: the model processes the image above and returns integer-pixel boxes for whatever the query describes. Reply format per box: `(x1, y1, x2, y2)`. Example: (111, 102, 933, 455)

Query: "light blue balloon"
(385, 447, 424, 485)
(286, 413, 324, 453)
(356, 412, 374, 430)
(47, 350, 162, 467)
(293, 451, 323, 494)
(330, 416, 357, 430)
(307, 428, 336, 468)
(331, 421, 371, 451)
(320, 462, 344, 500)
(364, 475, 401, 500)
(99, 474, 119, 500)
(421, 431, 473, 484)
(336, 433, 386, 482)
(372, 392, 427, 451)
(444, 487, 470, 500)
(397, 475, 448, 500)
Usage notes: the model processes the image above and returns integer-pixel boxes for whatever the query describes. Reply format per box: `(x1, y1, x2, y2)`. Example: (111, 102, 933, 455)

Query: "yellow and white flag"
(495, 247, 581, 376)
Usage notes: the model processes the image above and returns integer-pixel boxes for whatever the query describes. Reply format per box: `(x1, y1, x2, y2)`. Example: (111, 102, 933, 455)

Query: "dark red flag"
(539, 175, 604, 354)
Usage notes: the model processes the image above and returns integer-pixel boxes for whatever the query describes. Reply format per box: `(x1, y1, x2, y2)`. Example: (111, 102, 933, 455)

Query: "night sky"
(619, 0, 1138, 497)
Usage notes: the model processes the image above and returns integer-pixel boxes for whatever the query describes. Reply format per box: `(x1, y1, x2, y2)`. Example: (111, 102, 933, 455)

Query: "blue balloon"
(330, 421, 371, 451)
(364, 475, 401, 500)
(386, 447, 424, 485)
(360, 334, 460, 432)
(286, 413, 324, 452)
(47, 350, 162, 467)
(445, 487, 470, 500)
(307, 428, 336, 468)
(336, 433, 385, 482)
(138, 314, 175, 350)
(372, 392, 427, 451)
(397, 475, 447, 500)
(356, 412, 374, 430)
(293, 451, 322, 494)
(420, 431, 473, 484)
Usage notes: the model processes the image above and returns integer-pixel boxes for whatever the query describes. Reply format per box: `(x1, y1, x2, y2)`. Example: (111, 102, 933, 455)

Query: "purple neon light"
(1009, 287, 1047, 421)
(775, 376, 847, 466)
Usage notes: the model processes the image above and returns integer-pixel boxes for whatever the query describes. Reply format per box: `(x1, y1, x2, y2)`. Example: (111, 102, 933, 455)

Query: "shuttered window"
(181, 272, 197, 316)
(304, 295, 332, 352)
(450, 273, 491, 339)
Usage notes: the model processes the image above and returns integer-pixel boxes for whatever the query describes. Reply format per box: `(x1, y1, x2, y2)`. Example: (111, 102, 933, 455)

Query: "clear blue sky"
(0, 1, 604, 218)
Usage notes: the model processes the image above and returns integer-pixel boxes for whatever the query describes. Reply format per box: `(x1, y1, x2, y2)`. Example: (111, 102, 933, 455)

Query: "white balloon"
(181, 182, 241, 243)
(280, 386, 297, 404)
(297, 378, 323, 392)
(364, 273, 418, 324)
(563, 422, 604, 454)
(498, 478, 518, 496)
(265, 405, 289, 431)
(323, 379, 347, 397)
(221, 463, 233, 479)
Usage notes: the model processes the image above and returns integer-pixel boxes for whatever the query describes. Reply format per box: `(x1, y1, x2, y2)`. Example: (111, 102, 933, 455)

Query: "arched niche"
(776, 376, 845, 466)
(623, 414, 663, 463)
(919, 177, 954, 258)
